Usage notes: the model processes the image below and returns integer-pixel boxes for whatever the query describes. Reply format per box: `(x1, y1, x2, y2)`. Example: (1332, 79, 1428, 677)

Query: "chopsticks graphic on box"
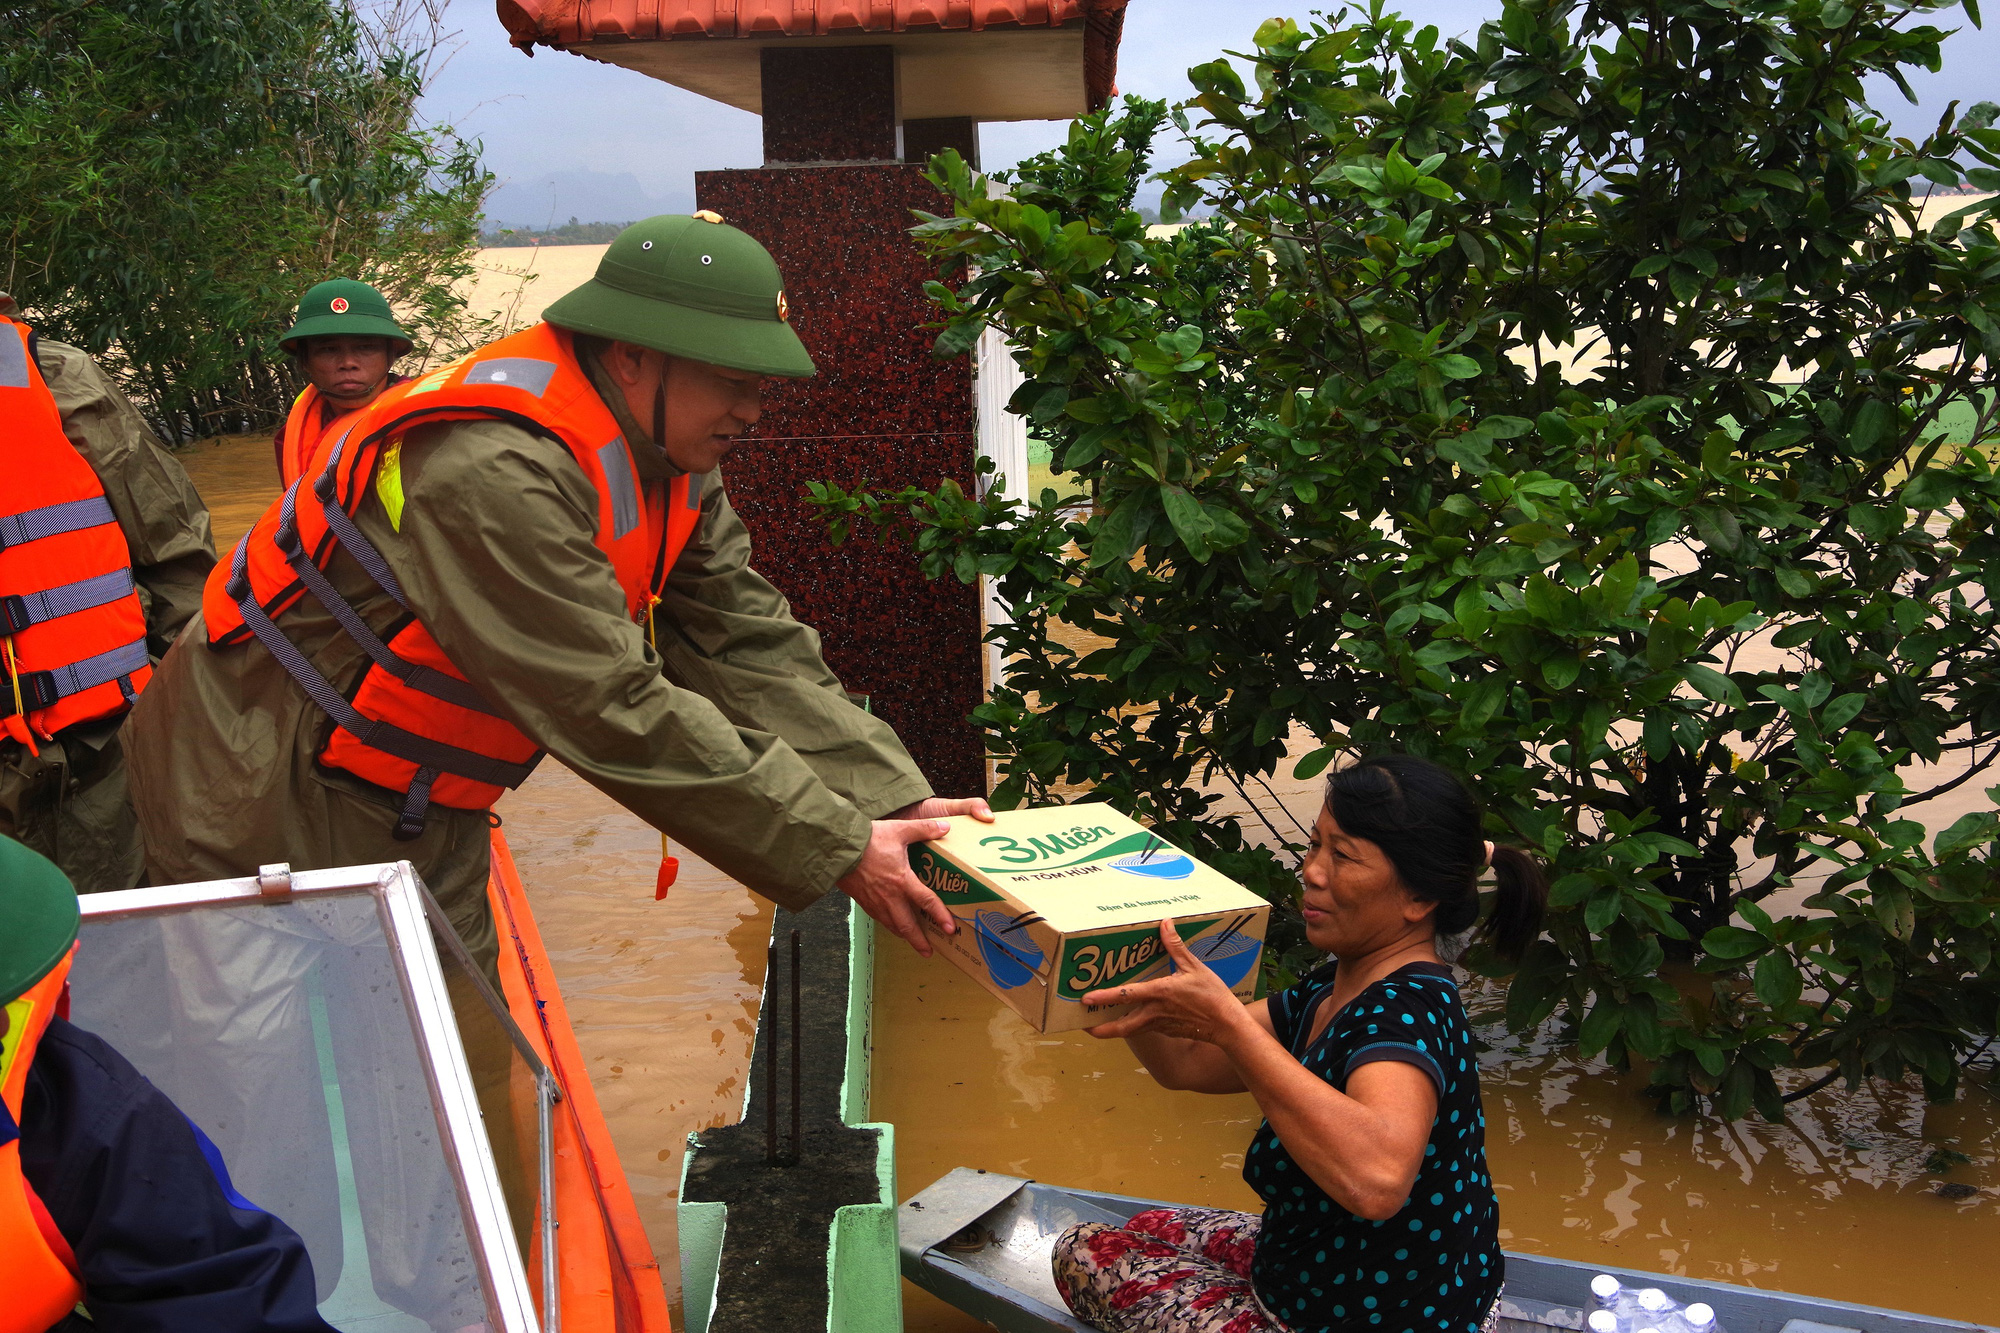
(1203, 911, 1257, 957)
(1000, 909, 1045, 935)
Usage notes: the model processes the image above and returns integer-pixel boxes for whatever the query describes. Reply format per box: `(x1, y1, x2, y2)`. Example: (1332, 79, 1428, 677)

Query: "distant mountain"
(480, 219, 628, 247)
(482, 171, 689, 231)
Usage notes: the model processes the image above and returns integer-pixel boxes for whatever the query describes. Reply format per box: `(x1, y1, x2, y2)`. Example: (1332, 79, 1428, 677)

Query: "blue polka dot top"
(1241, 961, 1501, 1333)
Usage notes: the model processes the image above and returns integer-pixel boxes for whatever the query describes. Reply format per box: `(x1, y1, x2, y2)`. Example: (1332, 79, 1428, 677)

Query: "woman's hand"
(1081, 920, 1254, 1046)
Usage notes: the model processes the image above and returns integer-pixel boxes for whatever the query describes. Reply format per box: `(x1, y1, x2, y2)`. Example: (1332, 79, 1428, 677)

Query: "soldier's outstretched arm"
(374, 418, 895, 915)
(653, 477, 945, 814)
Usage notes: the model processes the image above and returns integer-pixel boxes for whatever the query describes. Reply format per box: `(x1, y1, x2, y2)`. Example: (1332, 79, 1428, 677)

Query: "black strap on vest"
(0, 636, 148, 719)
(0, 495, 116, 550)
(226, 457, 542, 840)
(273, 477, 502, 717)
(0, 567, 136, 635)
(313, 462, 414, 610)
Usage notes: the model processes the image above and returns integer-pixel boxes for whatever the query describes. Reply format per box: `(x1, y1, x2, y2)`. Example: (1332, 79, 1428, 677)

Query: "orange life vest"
(0, 316, 152, 751)
(276, 384, 352, 489)
(1, 946, 86, 1333)
(277, 379, 406, 488)
(204, 322, 703, 836)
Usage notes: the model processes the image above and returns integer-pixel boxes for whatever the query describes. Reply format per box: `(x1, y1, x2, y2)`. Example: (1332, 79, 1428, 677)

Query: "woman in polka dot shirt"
(1053, 755, 1548, 1333)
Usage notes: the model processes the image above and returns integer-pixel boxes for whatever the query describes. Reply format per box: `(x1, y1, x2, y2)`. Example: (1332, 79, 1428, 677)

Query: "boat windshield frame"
(78, 860, 562, 1333)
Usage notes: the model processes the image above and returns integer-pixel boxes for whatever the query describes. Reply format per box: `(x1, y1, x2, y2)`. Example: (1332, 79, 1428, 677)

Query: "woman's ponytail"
(1481, 844, 1548, 963)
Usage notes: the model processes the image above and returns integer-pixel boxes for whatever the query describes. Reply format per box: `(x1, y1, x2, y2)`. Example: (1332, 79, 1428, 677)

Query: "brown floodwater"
(177, 432, 284, 553)
(178, 432, 1999, 1329)
(495, 765, 771, 1325)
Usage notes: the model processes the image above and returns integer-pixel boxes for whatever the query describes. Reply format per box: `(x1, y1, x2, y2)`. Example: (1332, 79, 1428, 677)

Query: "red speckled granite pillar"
(761, 46, 898, 164)
(695, 163, 986, 797)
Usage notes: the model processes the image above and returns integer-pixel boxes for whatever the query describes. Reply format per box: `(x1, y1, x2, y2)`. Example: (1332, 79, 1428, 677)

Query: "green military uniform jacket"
(127, 339, 931, 972)
(0, 337, 216, 891)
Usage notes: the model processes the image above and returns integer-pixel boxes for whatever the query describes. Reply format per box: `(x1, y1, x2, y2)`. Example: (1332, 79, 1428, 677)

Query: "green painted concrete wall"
(680, 904, 902, 1332)
(829, 901, 904, 1331)
(678, 1152, 728, 1333)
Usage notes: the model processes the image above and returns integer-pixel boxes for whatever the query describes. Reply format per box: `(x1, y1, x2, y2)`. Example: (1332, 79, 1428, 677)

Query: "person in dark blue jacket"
(0, 834, 336, 1333)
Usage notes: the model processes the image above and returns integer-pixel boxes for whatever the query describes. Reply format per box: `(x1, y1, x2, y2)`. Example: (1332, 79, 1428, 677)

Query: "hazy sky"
(417, 0, 2000, 225)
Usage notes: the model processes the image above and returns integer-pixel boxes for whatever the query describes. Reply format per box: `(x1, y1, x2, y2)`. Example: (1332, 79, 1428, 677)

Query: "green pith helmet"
(280, 279, 414, 357)
(543, 213, 816, 378)
(0, 836, 79, 1007)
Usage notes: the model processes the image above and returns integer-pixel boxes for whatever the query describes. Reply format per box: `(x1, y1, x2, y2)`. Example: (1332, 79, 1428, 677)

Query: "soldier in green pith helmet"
(273, 279, 415, 487)
(128, 214, 989, 983)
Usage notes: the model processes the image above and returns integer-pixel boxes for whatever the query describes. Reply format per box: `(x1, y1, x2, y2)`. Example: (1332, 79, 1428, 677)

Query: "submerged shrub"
(1, 0, 492, 440)
(814, 0, 2000, 1120)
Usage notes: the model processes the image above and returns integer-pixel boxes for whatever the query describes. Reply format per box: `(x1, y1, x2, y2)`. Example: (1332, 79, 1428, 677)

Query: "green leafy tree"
(1, 0, 490, 441)
(812, 0, 2000, 1119)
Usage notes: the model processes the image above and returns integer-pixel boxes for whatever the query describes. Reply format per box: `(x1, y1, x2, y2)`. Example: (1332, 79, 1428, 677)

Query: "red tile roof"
(496, 0, 1129, 111)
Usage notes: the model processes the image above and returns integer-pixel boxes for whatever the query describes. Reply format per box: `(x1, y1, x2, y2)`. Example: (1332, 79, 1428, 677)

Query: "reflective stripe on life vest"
(0, 316, 152, 749)
(203, 323, 705, 835)
(1, 946, 86, 1332)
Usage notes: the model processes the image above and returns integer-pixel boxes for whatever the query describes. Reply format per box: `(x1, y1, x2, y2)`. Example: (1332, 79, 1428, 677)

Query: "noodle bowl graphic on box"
(1110, 848, 1196, 880)
(908, 806, 1270, 1032)
(972, 908, 1045, 990)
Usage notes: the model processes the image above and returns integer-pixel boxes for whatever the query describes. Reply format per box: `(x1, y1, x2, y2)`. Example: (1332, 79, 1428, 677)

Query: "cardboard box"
(908, 806, 1270, 1033)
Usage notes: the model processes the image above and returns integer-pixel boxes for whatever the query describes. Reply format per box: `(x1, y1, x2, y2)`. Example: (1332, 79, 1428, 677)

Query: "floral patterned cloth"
(1052, 1207, 1288, 1333)
(1052, 1205, 1505, 1333)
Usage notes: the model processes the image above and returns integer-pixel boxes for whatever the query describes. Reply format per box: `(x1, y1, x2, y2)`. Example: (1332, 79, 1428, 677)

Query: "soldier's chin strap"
(652, 363, 668, 456)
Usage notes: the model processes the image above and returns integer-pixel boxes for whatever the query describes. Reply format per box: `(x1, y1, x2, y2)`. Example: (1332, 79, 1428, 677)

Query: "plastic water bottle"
(1589, 1274, 1633, 1331)
(1591, 1275, 1644, 1320)
(1589, 1277, 1713, 1333)
(1618, 1288, 1676, 1333)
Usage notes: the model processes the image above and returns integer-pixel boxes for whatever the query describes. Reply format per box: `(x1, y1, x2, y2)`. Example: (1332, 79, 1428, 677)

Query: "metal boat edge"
(897, 1169, 1997, 1333)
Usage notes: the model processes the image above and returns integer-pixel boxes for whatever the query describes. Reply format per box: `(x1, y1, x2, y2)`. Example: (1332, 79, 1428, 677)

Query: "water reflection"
(1471, 973, 1998, 1312)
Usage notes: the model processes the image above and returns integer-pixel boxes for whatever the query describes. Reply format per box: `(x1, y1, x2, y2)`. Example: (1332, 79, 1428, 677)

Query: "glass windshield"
(70, 887, 545, 1333)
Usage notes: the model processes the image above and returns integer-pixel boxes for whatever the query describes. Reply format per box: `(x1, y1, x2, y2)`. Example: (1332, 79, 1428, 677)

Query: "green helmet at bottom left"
(0, 836, 78, 1008)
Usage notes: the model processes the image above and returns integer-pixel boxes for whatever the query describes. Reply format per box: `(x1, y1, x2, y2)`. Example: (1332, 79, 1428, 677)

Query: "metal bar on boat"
(765, 936, 779, 1166)
(375, 861, 542, 1333)
(539, 1071, 560, 1333)
(76, 862, 399, 918)
(416, 874, 559, 1085)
